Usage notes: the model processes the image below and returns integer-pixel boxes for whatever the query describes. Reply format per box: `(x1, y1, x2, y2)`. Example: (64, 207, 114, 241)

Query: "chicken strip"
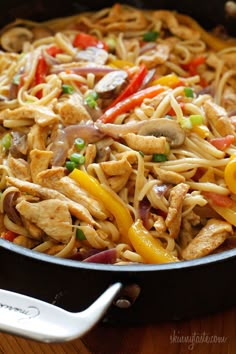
(58, 93, 91, 124)
(16, 199, 73, 243)
(6, 176, 97, 226)
(165, 183, 189, 238)
(0, 105, 59, 127)
(30, 149, 53, 183)
(182, 218, 233, 260)
(36, 168, 109, 220)
(204, 100, 235, 136)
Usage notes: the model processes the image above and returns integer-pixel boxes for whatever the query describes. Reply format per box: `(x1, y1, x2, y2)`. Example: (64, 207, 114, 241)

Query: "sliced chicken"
(165, 183, 189, 238)
(154, 167, 185, 184)
(137, 44, 170, 69)
(27, 124, 48, 151)
(0, 105, 59, 127)
(8, 157, 31, 181)
(100, 158, 132, 176)
(30, 149, 53, 183)
(36, 168, 109, 220)
(16, 199, 73, 243)
(6, 176, 97, 226)
(123, 133, 167, 154)
(182, 218, 233, 260)
(204, 100, 235, 136)
(58, 93, 91, 124)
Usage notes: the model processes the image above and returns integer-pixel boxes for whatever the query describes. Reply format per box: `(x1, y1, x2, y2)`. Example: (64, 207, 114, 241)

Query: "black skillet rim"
(0, 237, 235, 272)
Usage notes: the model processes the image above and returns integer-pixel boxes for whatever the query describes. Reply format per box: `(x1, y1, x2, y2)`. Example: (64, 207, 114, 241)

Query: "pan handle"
(0, 282, 122, 343)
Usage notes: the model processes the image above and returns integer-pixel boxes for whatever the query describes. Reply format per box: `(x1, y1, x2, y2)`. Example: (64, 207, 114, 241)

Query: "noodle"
(0, 4, 235, 263)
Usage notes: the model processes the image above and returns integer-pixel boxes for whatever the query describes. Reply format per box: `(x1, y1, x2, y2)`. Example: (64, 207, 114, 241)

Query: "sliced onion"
(139, 42, 157, 55)
(50, 129, 69, 166)
(138, 198, 151, 229)
(3, 191, 22, 225)
(153, 184, 171, 197)
(64, 122, 104, 145)
(51, 65, 117, 76)
(82, 248, 117, 264)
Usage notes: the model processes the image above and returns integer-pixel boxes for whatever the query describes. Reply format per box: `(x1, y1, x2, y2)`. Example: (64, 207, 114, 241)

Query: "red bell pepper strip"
(108, 64, 148, 109)
(209, 135, 235, 151)
(73, 32, 108, 50)
(203, 191, 234, 208)
(182, 56, 206, 76)
(99, 85, 165, 123)
(46, 45, 63, 57)
(2, 230, 18, 242)
(35, 55, 48, 98)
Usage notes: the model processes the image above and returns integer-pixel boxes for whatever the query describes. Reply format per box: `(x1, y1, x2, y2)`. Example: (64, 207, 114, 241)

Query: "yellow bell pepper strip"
(149, 73, 184, 89)
(108, 64, 148, 109)
(199, 168, 216, 183)
(191, 125, 209, 139)
(224, 157, 236, 194)
(69, 169, 133, 244)
(109, 59, 134, 69)
(176, 13, 236, 50)
(210, 202, 236, 227)
(128, 219, 178, 264)
(99, 85, 165, 123)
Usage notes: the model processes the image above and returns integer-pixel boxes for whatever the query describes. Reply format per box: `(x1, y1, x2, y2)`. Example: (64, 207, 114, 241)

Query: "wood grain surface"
(0, 306, 235, 354)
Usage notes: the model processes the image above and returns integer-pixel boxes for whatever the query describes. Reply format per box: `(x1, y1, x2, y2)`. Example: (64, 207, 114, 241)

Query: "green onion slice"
(62, 84, 74, 94)
(65, 161, 77, 172)
(76, 228, 86, 240)
(74, 137, 85, 150)
(70, 153, 85, 165)
(143, 31, 159, 42)
(184, 87, 194, 98)
(2, 133, 12, 150)
(152, 153, 168, 162)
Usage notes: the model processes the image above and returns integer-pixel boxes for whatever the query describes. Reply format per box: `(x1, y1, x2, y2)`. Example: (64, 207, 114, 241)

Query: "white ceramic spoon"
(0, 282, 122, 343)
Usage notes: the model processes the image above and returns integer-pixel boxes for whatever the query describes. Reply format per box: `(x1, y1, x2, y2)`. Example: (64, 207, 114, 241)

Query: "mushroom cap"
(95, 70, 128, 99)
(138, 118, 185, 147)
(1, 27, 33, 52)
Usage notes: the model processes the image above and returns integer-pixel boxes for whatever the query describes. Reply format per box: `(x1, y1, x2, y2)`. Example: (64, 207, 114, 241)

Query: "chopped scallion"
(70, 153, 85, 165)
(184, 87, 194, 98)
(65, 161, 77, 172)
(180, 117, 192, 129)
(189, 114, 204, 126)
(12, 74, 20, 86)
(143, 31, 159, 42)
(152, 153, 168, 162)
(139, 151, 144, 157)
(62, 84, 74, 94)
(85, 91, 98, 108)
(76, 228, 86, 240)
(74, 137, 85, 150)
(2, 133, 12, 150)
(104, 37, 116, 52)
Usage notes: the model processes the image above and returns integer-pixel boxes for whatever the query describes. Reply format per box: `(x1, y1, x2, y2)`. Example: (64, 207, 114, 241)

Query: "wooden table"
(0, 306, 236, 354)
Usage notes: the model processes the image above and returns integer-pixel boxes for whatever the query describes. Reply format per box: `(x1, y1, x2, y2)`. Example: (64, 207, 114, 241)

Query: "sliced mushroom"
(138, 118, 185, 147)
(1, 27, 33, 52)
(75, 46, 108, 65)
(94, 70, 128, 99)
(31, 26, 53, 40)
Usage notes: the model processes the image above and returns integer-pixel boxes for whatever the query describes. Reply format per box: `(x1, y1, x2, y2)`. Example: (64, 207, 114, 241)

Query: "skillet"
(0, 0, 235, 342)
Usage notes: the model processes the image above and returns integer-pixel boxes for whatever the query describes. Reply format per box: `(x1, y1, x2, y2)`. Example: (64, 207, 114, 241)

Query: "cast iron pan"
(0, 0, 235, 343)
